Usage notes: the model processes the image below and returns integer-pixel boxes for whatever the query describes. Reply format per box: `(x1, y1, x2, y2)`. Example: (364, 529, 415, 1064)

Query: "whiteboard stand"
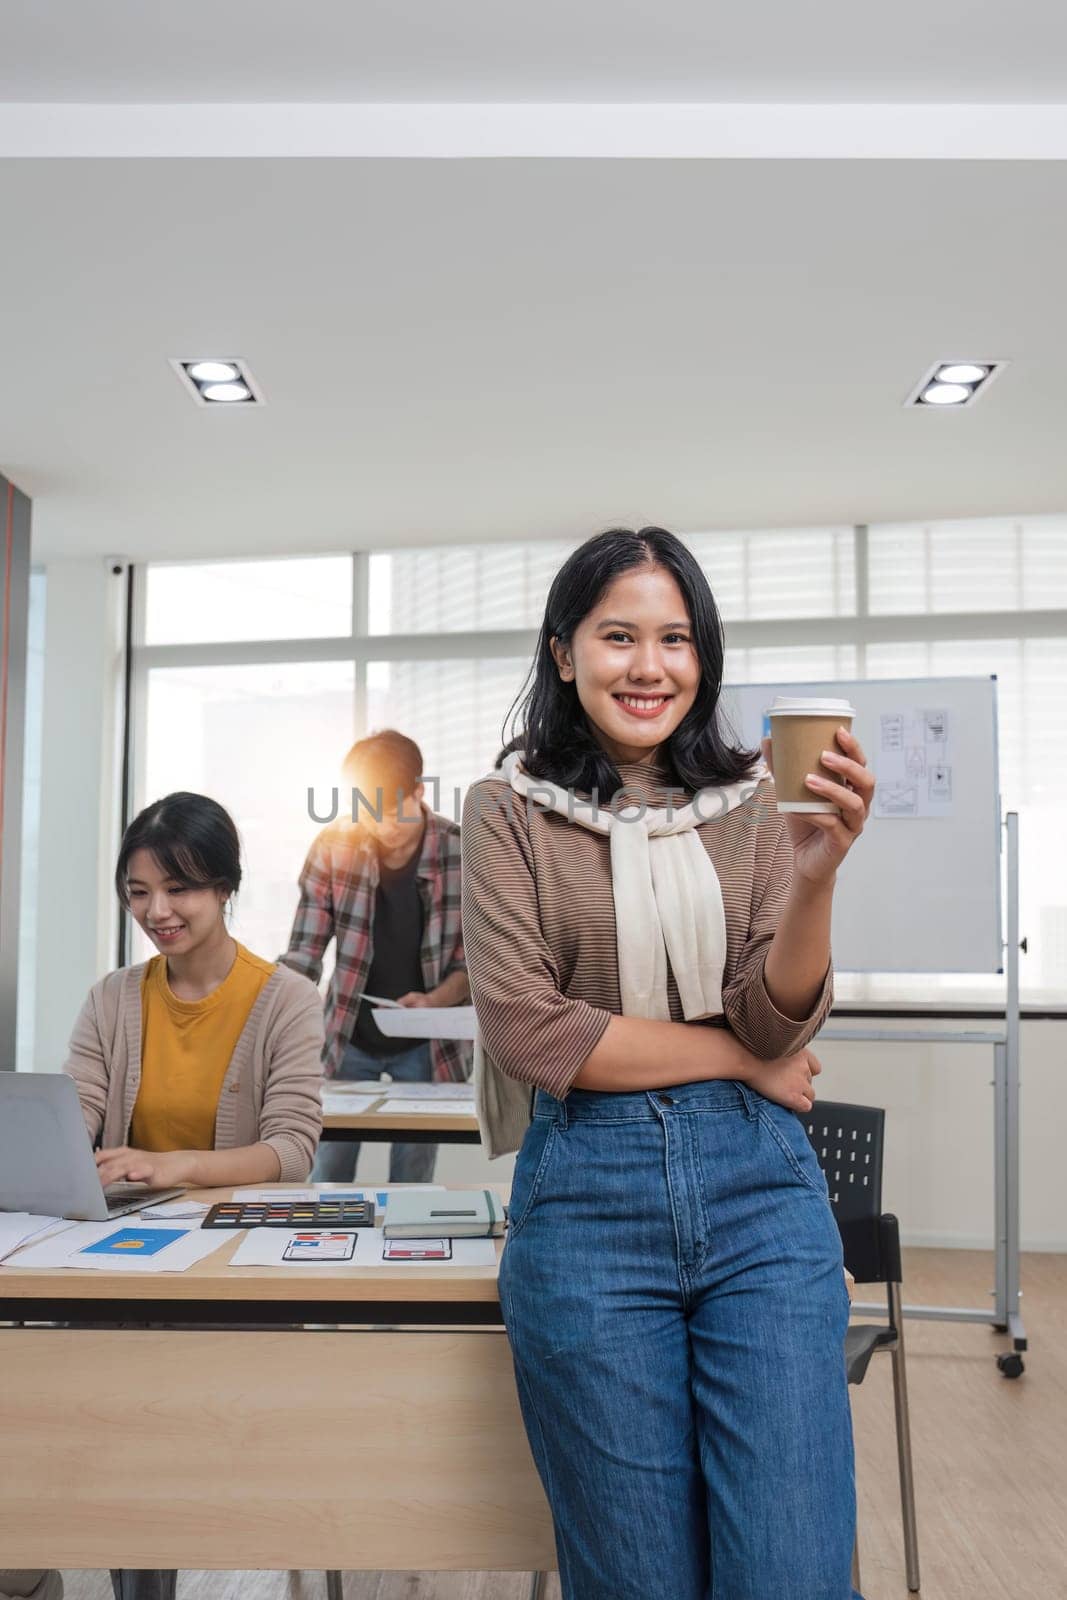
(821, 811, 1026, 1375)
(998, 811, 1025, 1366)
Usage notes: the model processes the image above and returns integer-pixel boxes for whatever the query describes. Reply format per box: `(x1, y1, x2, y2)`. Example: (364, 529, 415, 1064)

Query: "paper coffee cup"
(766, 696, 856, 814)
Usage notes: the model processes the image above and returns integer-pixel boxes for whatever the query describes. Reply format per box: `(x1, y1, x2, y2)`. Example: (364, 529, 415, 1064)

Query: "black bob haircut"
(502, 526, 759, 797)
(115, 792, 242, 907)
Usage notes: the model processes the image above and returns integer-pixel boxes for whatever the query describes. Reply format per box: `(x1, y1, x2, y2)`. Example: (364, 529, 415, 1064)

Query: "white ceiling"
(3, 157, 1066, 561)
(5, 0, 1067, 103)
(4, 5, 1067, 561)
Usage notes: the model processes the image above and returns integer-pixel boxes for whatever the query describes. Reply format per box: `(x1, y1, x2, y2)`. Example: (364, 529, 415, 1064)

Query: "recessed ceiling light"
(936, 363, 989, 385)
(186, 360, 241, 384)
(905, 359, 1007, 409)
(201, 381, 252, 403)
(170, 357, 264, 406)
(921, 382, 972, 406)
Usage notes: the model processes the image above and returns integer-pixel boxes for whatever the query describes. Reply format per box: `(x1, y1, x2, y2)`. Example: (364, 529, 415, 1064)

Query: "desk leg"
(325, 1573, 343, 1600)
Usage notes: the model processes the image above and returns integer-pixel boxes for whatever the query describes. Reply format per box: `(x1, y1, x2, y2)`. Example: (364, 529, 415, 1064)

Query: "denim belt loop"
(735, 1082, 759, 1121)
(556, 1093, 569, 1131)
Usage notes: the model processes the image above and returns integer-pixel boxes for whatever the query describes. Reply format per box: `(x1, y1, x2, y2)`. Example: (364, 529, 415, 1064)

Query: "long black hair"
(115, 792, 242, 906)
(502, 527, 759, 796)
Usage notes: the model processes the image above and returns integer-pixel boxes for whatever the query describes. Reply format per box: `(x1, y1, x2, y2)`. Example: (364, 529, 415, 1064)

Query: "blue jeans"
(314, 1041, 437, 1184)
(499, 1081, 860, 1600)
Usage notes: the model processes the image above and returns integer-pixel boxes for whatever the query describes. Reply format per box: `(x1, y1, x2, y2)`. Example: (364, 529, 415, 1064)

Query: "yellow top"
(130, 943, 276, 1152)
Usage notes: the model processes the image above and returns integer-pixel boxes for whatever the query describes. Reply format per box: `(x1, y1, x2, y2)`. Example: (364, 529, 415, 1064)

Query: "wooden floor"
(59, 1248, 1066, 1600)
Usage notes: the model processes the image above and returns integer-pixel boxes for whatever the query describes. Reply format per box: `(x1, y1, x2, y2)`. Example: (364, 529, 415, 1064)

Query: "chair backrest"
(803, 1100, 890, 1283)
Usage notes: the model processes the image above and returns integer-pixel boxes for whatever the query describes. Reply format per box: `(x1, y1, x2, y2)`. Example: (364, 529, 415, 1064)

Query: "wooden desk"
(321, 1092, 481, 1145)
(0, 1186, 554, 1573)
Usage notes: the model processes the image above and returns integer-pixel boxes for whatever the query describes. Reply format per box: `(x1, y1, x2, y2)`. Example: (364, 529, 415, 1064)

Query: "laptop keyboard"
(103, 1182, 179, 1215)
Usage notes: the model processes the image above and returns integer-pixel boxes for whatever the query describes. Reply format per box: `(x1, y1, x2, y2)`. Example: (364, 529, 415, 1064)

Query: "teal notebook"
(382, 1188, 507, 1239)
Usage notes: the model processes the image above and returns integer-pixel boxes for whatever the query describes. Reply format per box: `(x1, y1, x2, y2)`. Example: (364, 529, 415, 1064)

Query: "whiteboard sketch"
(874, 707, 954, 819)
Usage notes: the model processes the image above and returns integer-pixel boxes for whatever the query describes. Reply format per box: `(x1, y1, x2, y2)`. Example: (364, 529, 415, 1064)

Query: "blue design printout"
(80, 1227, 189, 1257)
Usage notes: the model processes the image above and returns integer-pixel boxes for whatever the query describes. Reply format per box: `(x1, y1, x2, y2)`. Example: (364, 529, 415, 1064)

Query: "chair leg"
(325, 1572, 344, 1600)
(528, 1573, 549, 1600)
(851, 1529, 861, 1595)
(888, 1291, 921, 1592)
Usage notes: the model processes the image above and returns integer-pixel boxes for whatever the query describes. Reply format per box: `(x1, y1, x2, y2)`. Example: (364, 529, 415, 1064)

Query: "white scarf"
(501, 750, 769, 1021)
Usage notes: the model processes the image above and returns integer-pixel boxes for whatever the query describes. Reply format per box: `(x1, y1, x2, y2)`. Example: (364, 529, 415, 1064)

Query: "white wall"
(818, 1021, 1060, 1251)
(31, 556, 1066, 1248)
(33, 556, 124, 1074)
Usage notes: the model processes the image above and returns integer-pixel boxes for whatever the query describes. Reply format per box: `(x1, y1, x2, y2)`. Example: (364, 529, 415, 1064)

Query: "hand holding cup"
(763, 696, 874, 886)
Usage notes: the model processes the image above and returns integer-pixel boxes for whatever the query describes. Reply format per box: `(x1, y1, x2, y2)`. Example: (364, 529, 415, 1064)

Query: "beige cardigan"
(64, 961, 325, 1183)
(463, 765, 833, 1159)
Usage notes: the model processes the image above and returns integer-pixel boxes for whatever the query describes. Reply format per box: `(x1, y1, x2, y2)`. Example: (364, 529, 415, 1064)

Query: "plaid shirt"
(280, 809, 470, 1082)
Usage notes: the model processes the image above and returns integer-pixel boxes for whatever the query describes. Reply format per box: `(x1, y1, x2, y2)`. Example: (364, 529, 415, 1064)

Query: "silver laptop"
(0, 1072, 183, 1221)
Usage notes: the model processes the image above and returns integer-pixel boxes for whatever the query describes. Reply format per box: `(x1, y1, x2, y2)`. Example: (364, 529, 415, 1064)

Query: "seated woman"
(73, 789, 323, 1193)
(0, 791, 324, 1600)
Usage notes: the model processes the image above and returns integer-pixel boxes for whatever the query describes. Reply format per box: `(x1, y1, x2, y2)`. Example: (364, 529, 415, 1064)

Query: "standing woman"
(0, 793, 324, 1600)
(461, 528, 874, 1600)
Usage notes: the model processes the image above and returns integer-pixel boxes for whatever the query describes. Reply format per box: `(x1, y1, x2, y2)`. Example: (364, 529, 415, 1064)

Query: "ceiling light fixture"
(921, 382, 972, 406)
(186, 360, 241, 384)
(935, 363, 989, 385)
(171, 357, 264, 407)
(905, 360, 1006, 409)
(201, 381, 252, 404)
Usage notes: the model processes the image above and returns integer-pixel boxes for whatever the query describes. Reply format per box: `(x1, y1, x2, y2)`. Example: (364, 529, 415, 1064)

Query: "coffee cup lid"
(765, 695, 856, 718)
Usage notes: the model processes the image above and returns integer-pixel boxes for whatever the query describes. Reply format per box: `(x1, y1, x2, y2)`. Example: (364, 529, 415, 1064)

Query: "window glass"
(868, 516, 1067, 614)
(139, 661, 355, 963)
(365, 658, 530, 812)
(690, 528, 856, 621)
(145, 557, 353, 645)
(368, 529, 856, 633)
(133, 520, 1067, 1003)
(368, 543, 573, 634)
(725, 644, 858, 686)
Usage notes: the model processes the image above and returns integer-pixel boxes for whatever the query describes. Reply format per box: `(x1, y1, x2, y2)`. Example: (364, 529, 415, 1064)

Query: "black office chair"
(804, 1101, 920, 1595)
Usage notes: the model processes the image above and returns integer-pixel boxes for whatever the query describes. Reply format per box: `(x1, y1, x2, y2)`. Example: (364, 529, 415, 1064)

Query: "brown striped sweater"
(461, 759, 832, 1122)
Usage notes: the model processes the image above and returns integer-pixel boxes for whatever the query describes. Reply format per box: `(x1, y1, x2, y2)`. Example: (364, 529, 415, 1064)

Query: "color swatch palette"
(201, 1199, 376, 1230)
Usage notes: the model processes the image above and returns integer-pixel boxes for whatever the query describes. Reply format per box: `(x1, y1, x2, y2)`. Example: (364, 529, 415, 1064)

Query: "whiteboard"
(720, 677, 1001, 974)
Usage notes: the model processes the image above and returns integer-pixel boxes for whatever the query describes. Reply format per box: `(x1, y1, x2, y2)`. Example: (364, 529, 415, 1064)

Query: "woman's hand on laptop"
(95, 1146, 195, 1189)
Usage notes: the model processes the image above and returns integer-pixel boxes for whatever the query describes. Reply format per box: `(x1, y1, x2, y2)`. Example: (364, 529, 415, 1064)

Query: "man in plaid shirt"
(280, 729, 470, 1182)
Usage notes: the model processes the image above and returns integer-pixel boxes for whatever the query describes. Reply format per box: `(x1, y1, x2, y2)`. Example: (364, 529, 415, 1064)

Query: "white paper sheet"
(7, 1218, 227, 1273)
(225, 1183, 445, 1214)
(320, 1084, 383, 1097)
(375, 1099, 476, 1117)
(321, 1091, 382, 1115)
(354, 1227, 496, 1268)
(372, 1005, 477, 1041)
(0, 1212, 68, 1262)
(364, 1082, 474, 1101)
(319, 1183, 444, 1193)
(229, 1224, 496, 1269)
(228, 1228, 327, 1267)
(316, 1184, 445, 1211)
(231, 1186, 318, 1202)
(139, 1199, 211, 1220)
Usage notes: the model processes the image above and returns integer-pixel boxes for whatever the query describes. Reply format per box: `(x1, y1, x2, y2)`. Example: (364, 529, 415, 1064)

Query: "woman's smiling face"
(124, 847, 227, 957)
(550, 563, 701, 765)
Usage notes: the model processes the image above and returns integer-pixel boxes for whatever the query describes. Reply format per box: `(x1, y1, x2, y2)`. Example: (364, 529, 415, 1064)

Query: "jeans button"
(657, 1093, 675, 1107)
